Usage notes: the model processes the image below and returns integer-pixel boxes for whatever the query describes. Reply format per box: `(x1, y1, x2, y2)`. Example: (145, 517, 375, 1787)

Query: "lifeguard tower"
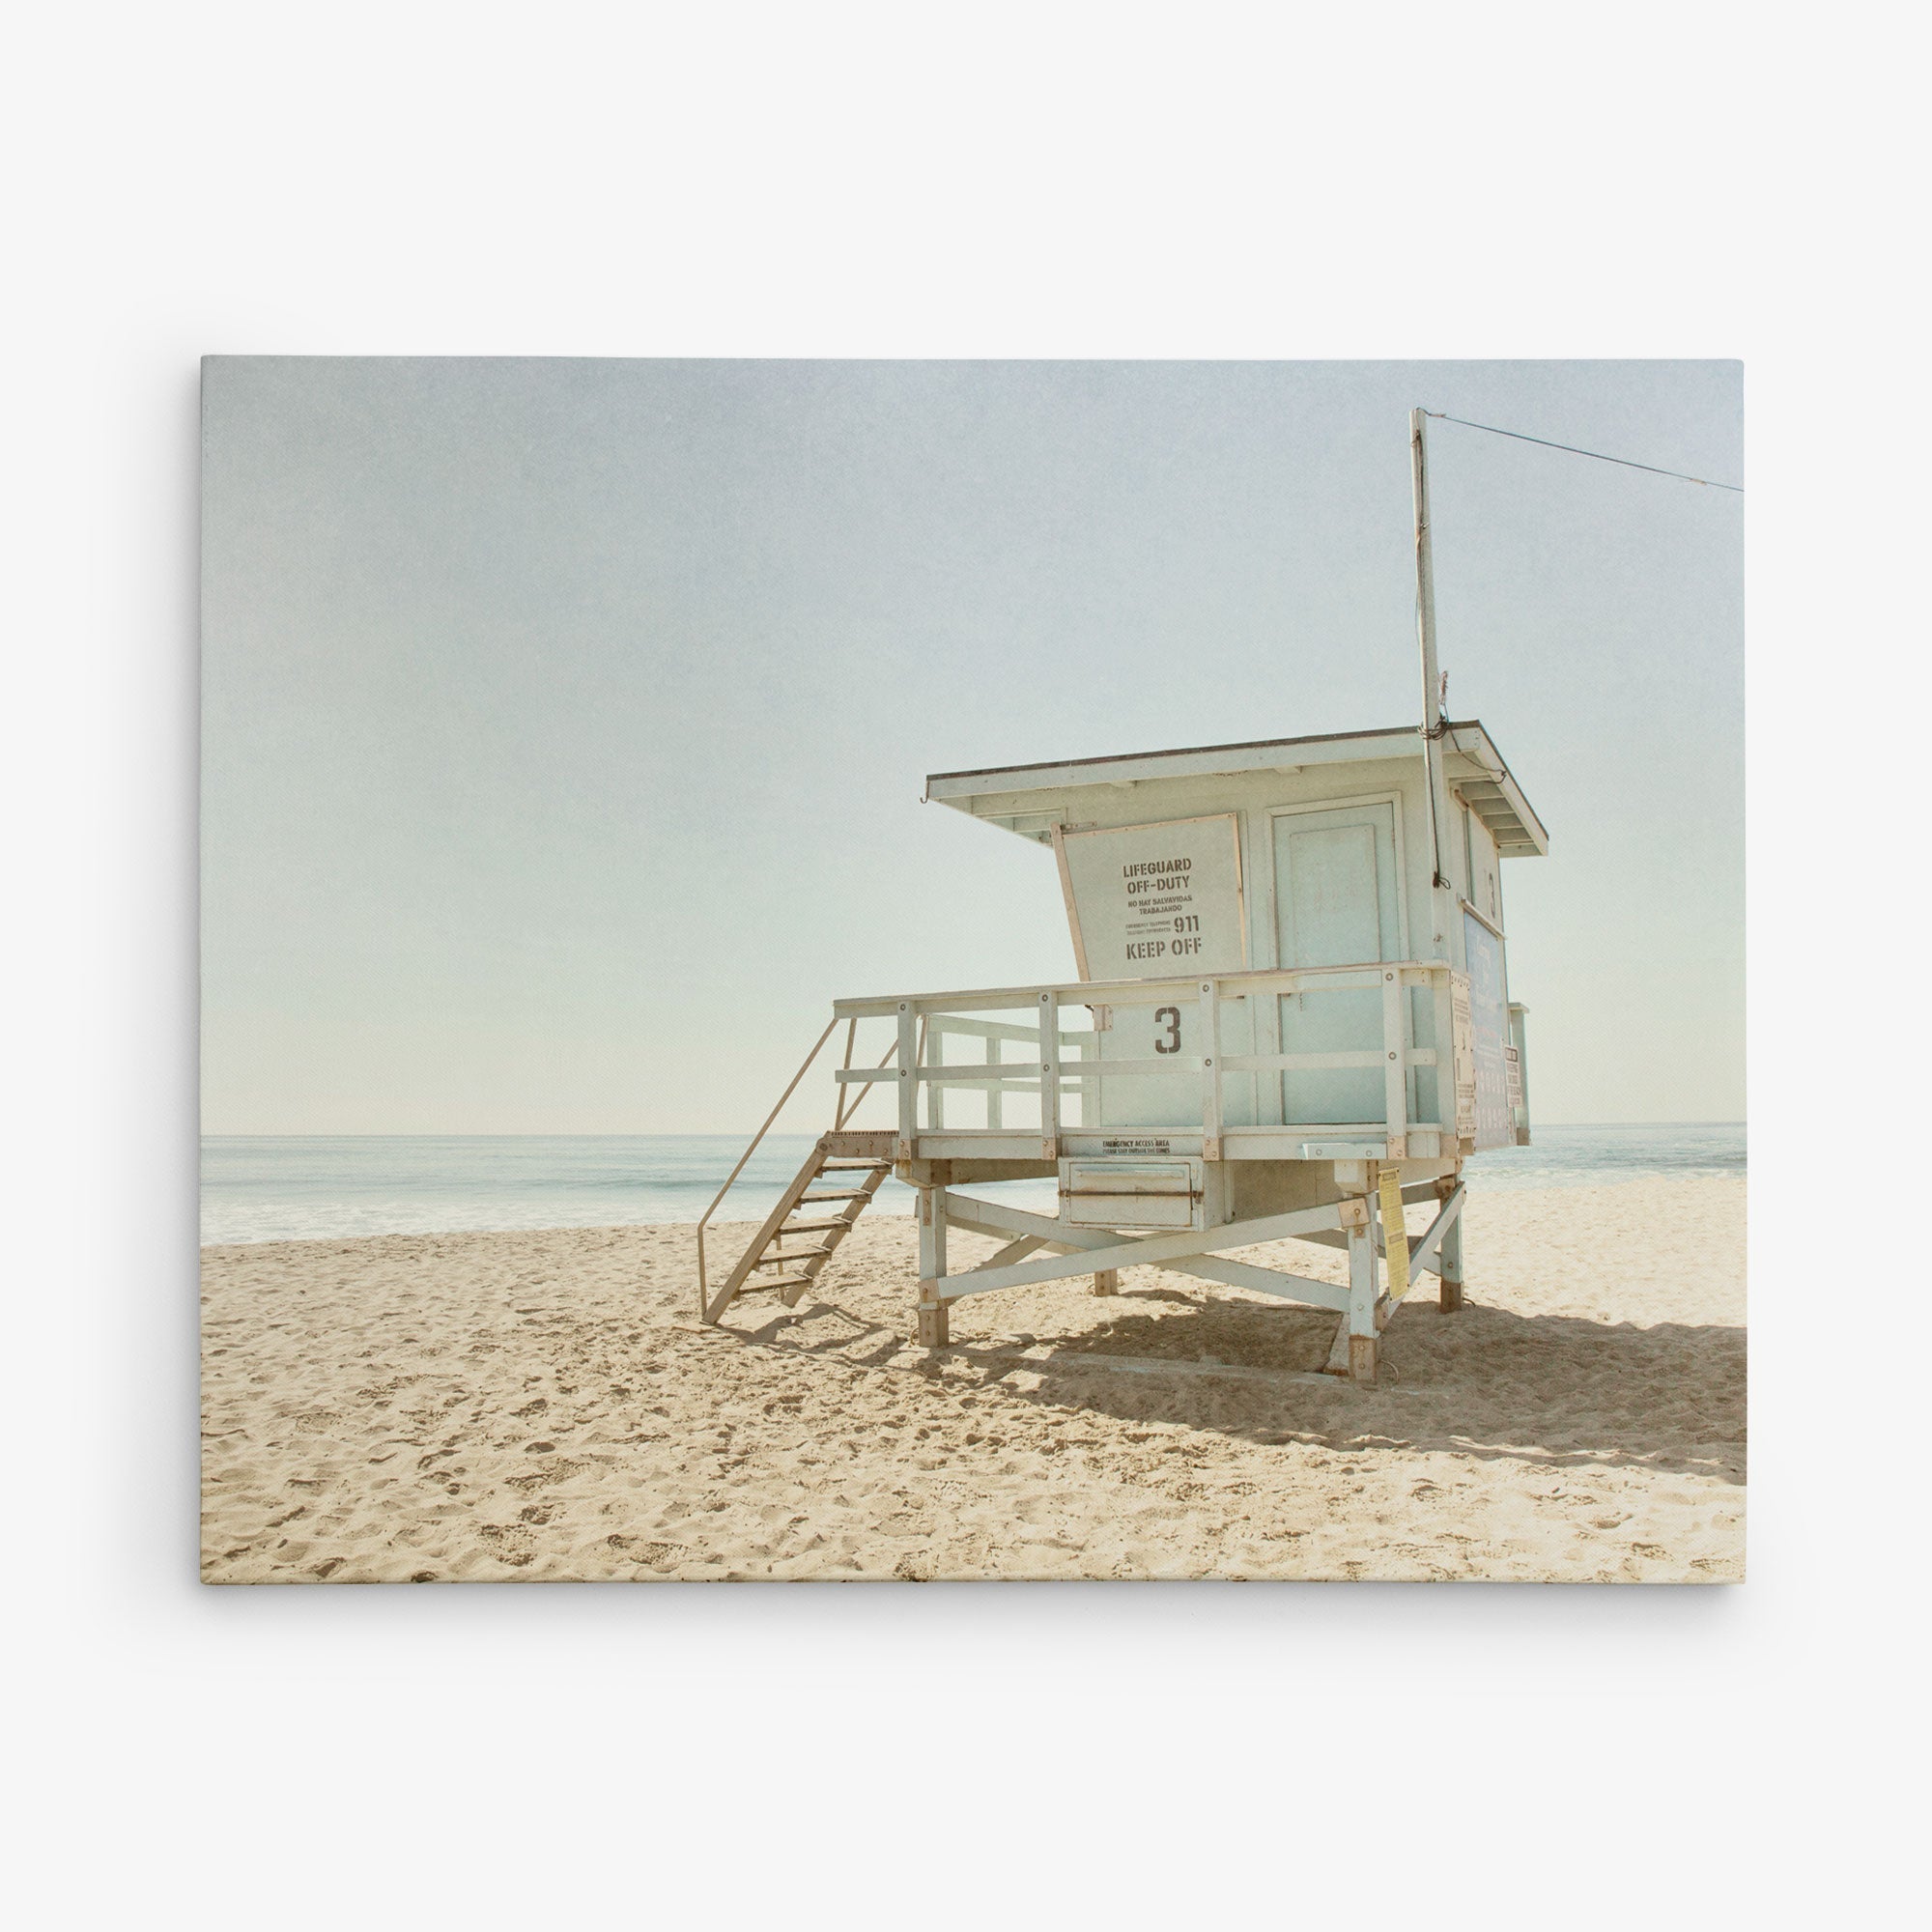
(696, 413, 1546, 1382)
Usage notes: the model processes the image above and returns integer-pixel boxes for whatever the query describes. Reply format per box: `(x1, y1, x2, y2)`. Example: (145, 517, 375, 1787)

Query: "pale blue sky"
(201, 358, 1742, 1131)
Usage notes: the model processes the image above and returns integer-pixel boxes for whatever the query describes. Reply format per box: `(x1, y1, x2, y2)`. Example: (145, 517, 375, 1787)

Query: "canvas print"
(200, 358, 1745, 1582)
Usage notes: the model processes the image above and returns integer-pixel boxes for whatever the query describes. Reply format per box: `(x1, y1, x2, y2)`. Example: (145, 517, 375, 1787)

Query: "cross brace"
(928, 1193, 1353, 1314)
(1398, 1182, 1465, 1292)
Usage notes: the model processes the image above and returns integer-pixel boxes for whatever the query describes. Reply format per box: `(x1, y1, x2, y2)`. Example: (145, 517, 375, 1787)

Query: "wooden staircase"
(700, 1135, 894, 1324)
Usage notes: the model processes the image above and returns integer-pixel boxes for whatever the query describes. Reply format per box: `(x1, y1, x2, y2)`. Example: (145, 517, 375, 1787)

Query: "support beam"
(1325, 1197, 1380, 1381)
(931, 1200, 1356, 1299)
(1179, 1256, 1348, 1313)
(916, 1184, 949, 1348)
(938, 1195, 1357, 1277)
(935, 1198, 1345, 1321)
(1436, 1178, 1466, 1313)
(1406, 1182, 1466, 1285)
(1092, 1269, 1120, 1296)
(981, 1234, 1046, 1271)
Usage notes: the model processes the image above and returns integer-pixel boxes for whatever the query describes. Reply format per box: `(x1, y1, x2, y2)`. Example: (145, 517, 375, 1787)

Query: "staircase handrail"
(694, 1016, 847, 1312)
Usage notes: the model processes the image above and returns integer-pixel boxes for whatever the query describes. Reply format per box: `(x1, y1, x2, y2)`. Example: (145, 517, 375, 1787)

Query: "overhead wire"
(1423, 411, 1743, 493)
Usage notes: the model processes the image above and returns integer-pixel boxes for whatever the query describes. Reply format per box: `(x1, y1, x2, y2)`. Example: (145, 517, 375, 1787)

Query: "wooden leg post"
(1092, 1268, 1120, 1296)
(1436, 1176, 1464, 1313)
(1325, 1193, 1379, 1382)
(1348, 1210, 1379, 1382)
(916, 1185, 950, 1349)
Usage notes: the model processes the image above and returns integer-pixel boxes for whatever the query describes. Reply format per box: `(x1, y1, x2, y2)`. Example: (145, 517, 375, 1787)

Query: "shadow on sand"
(727, 1286, 1746, 1485)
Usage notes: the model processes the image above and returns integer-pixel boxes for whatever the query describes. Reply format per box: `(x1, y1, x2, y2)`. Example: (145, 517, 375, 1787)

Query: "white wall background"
(5, 6, 1920, 1928)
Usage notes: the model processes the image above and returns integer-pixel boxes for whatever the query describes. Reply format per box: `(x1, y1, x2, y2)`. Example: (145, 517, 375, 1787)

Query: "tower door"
(1272, 802, 1402, 1126)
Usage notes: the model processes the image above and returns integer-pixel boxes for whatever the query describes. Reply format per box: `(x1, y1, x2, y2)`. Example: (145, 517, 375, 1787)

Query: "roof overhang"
(925, 718, 1548, 857)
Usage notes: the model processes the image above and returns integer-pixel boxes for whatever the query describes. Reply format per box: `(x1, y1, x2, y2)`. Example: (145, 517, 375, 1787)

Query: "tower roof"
(925, 719, 1548, 856)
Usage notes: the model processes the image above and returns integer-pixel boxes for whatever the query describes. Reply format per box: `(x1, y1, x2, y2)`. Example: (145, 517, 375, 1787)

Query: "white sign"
(1462, 908, 1513, 1151)
(1055, 814, 1247, 980)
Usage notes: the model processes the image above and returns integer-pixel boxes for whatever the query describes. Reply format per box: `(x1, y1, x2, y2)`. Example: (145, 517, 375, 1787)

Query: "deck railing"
(696, 958, 1470, 1312)
(829, 959, 1464, 1162)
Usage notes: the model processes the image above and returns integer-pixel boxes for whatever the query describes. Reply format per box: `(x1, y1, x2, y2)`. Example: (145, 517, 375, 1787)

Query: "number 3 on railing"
(1153, 1007, 1180, 1054)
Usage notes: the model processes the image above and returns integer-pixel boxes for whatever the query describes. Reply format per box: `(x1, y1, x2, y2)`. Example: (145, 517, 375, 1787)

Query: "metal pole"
(1409, 409, 1455, 913)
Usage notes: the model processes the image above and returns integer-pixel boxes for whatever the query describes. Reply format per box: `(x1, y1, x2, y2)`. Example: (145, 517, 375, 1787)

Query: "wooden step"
(819, 1159, 891, 1171)
(799, 1188, 869, 1203)
(781, 1217, 857, 1236)
(736, 1273, 814, 1294)
(753, 1246, 833, 1266)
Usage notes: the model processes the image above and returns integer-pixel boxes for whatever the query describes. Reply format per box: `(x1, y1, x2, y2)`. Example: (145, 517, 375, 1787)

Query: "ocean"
(201, 1122, 1746, 1246)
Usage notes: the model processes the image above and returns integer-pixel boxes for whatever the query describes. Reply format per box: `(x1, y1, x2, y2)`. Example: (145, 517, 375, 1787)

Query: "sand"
(200, 1177, 1744, 1583)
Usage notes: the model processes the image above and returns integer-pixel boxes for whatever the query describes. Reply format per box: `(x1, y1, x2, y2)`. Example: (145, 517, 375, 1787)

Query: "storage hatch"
(1059, 1158, 1203, 1231)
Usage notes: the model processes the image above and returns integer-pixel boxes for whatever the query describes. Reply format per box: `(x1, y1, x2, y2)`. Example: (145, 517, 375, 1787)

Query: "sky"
(201, 358, 1743, 1132)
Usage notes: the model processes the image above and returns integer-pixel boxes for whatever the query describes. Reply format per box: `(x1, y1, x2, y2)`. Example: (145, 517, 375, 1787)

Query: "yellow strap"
(1378, 1165, 1410, 1303)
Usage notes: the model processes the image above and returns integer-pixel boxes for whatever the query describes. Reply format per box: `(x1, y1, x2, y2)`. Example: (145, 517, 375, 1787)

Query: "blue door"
(1273, 803, 1401, 1125)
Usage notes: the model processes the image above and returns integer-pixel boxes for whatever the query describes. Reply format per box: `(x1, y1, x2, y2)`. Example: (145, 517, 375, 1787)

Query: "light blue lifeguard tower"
(696, 413, 1543, 1382)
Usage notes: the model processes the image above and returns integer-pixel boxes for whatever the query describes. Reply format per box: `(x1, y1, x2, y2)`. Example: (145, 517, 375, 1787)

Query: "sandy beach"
(201, 1176, 1744, 1583)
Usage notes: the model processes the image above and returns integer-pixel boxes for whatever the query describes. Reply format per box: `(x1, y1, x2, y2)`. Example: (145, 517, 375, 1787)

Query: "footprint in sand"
(608, 1533, 686, 1569)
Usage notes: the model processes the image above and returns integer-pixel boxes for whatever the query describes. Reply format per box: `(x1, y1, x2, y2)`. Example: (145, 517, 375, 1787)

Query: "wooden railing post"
(1200, 979, 1223, 1162)
(831, 1016, 858, 1129)
(896, 1001, 918, 1163)
(984, 1031, 1003, 1130)
(1038, 990, 1060, 1160)
(1381, 967, 1407, 1160)
(1431, 968, 1456, 1139)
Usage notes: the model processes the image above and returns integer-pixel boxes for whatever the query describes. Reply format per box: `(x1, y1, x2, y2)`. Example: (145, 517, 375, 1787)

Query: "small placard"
(1378, 1165, 1410, 1303)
